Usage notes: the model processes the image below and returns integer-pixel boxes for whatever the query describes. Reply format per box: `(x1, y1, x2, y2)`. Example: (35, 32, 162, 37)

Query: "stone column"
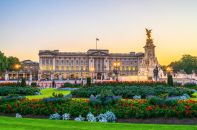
(51, 73, 54, 80)
(5, 73, 9, 81)
(38, 73, 42, 81)
(29, 74, 32, 81)
(23, 73, 25, 78)
(52, 57, 55, 71)
(58, 74, 63, 80)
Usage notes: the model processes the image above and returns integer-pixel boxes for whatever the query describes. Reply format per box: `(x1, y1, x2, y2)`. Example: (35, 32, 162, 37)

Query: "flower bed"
(0, 98, 196, 119)
(71, 85, 194, 98)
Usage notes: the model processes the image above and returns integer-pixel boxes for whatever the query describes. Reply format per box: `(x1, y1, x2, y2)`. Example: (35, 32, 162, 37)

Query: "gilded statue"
(145, 28, 153, 43)
(145, 28, 152, 39)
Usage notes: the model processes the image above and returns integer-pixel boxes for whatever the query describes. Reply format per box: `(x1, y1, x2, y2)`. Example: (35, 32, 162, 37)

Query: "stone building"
(21, 60, 39, 80)
(4, 60, 39, 81)
(38, 50, 145, 80)
(38, 29, 160, 80)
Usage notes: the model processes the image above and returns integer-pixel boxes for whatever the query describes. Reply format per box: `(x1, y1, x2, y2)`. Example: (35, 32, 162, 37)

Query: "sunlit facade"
(38, 49, 144, 80)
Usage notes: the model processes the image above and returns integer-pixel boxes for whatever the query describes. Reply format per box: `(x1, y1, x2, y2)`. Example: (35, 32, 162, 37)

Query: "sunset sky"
(0, 0, 197, 65)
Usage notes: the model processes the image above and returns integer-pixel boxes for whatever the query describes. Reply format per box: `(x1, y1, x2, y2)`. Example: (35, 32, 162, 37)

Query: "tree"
(0, 51, 7, 73)
(169, 55, 197, 74)
(0, 51, 21, 75)
(6, 56, 20, 71)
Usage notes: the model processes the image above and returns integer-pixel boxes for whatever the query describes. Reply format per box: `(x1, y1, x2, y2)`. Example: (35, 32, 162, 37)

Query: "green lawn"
(191, 92, 197, 101)
(0, 116, 196, 130)
(26, 88, 70, 100)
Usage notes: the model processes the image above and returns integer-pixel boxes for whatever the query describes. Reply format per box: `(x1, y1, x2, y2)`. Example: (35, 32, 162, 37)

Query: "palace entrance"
(97, 73, 102, 80)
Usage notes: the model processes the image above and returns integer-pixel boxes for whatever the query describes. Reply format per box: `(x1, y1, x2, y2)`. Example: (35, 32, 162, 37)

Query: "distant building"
(5, 60, 39, 80)
(21, 60, 39, 80)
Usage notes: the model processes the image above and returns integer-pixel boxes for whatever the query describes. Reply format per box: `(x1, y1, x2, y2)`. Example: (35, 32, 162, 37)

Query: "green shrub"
(158, 93, 169, 99)
(20, 78, 26, 87)
(31, 82, 37, 87)
(89, 90, 121, 106)
(71, 85, 194, 98)
(0, 95, 25, 104)
(184, 82, 196, 87)
(93, 81, 167, 87)
(87, 77, 91, 86)
(167, 74, 173, 86)
(165, 99, 178, 106)
(148, 97, 165, 106)
(52, 92, 64, 98)
(0, 83, 20, 87)
(61, 82, 81, 88)
(0, 87, 40, 96)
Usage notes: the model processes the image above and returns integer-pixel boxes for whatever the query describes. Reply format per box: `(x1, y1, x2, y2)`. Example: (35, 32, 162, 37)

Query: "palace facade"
(38, 49, 144, 80)
(38, 29, 160, 80)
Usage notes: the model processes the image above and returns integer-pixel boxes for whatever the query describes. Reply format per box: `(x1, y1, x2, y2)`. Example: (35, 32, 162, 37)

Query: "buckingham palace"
(38, 49, 144, 80)
(38, 29, 160, 80)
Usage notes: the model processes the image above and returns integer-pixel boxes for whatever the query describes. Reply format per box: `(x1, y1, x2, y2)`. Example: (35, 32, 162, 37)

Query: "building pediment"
(87, 49, 109, 56)
(39, 50, 59, 56)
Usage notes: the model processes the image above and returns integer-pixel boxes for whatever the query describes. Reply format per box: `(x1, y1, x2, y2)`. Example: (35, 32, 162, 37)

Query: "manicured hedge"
(0, 87, 40, 96)
(93, 81, 167, 87)
(0, 98, 196, 118)
(0, 83, 20, 87)
(61, 82, 81, 88)
(71, 85, 194, 98)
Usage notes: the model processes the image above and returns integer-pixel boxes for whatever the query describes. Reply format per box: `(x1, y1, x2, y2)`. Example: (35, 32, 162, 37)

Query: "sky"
(0, 0, 197, 65)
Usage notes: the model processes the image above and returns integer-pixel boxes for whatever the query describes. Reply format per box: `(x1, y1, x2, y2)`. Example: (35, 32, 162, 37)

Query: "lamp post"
(14, 64, 21, 81)
(166, 67, 173, 75)
(89, 67, 94, 83)
(166, 66, 173, 86)
(113, 60, 121, 81)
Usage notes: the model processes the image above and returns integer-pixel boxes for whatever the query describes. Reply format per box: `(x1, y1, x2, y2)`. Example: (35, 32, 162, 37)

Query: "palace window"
(42, 59, 45, 65)
(46, 59, 49, 65)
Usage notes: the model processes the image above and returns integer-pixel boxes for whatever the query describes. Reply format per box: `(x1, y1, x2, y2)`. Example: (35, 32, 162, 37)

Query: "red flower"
(185, 106, 192, 110)
(84, 99, 89, 103)
(187, 100, 196, 103)
(15, 103, 19, 108)
(146, 106, 153, 111)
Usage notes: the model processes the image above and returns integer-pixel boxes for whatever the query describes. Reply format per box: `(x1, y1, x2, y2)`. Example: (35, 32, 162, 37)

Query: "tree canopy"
(0, 51, 20, 73)
(169, 55, 197, 74)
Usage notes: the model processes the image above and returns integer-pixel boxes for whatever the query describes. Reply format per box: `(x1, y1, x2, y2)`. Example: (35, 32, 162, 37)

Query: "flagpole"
(96, 39, 97, 50)
(96, 38, 99, 50)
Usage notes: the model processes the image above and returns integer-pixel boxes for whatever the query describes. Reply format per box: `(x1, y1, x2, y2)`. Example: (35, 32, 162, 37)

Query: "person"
(52, 80, 56, 88)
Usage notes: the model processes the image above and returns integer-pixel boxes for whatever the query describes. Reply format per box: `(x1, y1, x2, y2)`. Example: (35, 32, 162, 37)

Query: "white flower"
(74, 115, 85, 121)
(16, 113, 22, 118)
(105, 111, 116, 122)
(62, 113, 70, 120)
(86, 112, 96, 122)
(49, 113, 61, 120)
(97, 111, 116, 123)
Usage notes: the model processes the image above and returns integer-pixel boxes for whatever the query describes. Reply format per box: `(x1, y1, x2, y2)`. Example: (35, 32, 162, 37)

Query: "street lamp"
(166, 66, 173, 86)
(14, 64, 21, 80)
(89, 67, 94, 82)
(113, 60, 121, 81)
(166, 67, 173, 74)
